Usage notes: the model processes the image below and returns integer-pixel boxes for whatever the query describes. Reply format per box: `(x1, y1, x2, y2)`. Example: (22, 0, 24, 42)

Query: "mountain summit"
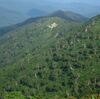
(49, 10, 88, 22)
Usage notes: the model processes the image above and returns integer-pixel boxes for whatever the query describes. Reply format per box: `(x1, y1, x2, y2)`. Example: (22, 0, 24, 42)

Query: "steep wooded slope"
(0, 15, 99, 99)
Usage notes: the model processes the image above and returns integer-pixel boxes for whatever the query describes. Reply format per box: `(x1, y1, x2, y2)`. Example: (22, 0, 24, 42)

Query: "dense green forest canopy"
(0, 12, 100, 99)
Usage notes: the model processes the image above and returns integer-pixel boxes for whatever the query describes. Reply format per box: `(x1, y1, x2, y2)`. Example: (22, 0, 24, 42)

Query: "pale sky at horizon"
(0, 0, 100, 5)
(0, 0, 99, 17)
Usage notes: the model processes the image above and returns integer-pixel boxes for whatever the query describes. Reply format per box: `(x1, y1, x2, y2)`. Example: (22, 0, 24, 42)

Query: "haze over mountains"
(0, 6, 28, 27)
(0, 0, 100, 27)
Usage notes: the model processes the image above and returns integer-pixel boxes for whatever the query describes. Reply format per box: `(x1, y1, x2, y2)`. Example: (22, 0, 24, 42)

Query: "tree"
(4, 92, 25, 99)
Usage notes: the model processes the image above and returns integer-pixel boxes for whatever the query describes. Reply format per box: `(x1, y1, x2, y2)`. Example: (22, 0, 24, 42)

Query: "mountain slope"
(0, 15, 100, 99)
(0, 10, 88, 37)
(0, 17, 80, 66)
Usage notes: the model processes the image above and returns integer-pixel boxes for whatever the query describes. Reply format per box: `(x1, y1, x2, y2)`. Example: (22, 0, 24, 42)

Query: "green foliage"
(4, 92, 25, 99)
(0, 15, 100, 98)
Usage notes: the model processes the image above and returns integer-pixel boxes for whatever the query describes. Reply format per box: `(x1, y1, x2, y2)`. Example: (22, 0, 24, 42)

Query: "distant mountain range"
(28, 3, 100, 18)
(0, 1, 100, 27)
(0, 6, 28, 27)
(28, 8, 47, 17)
(64, 3, 100, 17)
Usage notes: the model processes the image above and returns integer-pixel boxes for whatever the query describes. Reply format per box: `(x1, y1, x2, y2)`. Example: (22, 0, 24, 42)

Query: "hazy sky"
(0, 0, 100, 17)
(0, 0, 100, 5)
(0, 0, 100, 13)
(48, 0, 100, 5)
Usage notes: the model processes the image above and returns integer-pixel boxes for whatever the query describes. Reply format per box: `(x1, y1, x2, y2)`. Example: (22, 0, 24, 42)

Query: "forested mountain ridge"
(0, 10, 88, 37)
(0, 14, 100, 99)
(49, 10, 88, 22)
